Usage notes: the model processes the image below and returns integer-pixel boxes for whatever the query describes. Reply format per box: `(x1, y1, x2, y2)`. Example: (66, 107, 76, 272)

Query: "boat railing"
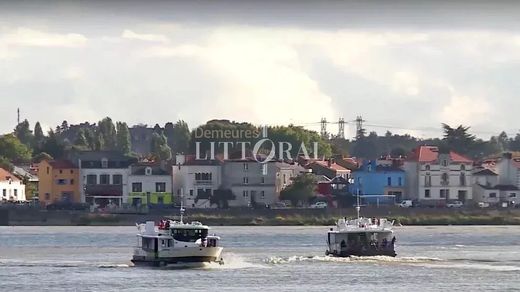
(336, 217, 394, 231)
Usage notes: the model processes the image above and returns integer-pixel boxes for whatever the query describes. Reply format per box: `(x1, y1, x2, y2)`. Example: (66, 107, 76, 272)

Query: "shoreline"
(3, 207, 520, 226)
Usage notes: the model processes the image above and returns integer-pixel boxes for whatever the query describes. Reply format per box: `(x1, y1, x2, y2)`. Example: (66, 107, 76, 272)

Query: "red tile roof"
(48, 160, 77, 169)
(0, 168, 19, 182)
(312, 160, 349, 171)
(408, 146, 473, 163)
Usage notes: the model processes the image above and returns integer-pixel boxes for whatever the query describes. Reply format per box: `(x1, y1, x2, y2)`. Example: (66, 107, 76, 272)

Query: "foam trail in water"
(204, 252, 265, 270)
(263, 255, 443, 265)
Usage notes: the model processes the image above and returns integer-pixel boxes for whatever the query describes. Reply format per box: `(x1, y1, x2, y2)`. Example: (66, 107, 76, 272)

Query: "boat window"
(171, 228, 208, 242)
(142, 237, 155, 250)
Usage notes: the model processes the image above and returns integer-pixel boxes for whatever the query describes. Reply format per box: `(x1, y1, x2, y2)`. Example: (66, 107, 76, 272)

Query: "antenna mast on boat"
(180, 191, 185, 223)
(356, 189, 361, 220)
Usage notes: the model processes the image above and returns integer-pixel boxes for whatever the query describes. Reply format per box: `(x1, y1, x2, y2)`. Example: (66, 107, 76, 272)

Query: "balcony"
(194, 180, 213, 185)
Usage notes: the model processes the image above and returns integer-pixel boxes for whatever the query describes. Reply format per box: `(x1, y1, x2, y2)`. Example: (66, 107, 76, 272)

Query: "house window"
(510, 193, 517, 198)
(425, 165, 430, 171)
(45, 193, 50, 200)
(398, 177, 402, 186)
(189, 189, 194, 197)
(2, 189, 5, 196)
(440, 189, 446, 198)
(387, 177, 392, 186)
(425, 189, 431, 198)
(425, 174, 431, 187)
(59, 170, 63, 174)
(262, 164, 268, 175)
(442, 160, 448, 167)
(113, 174, 123, 185)
(243, 163, 248, 171)
(86, 175, 97, 185)
(14, 189, 18, 196)
(47, 167, 50, 174)
(243, 177, 249, 184)
(460, 173, 466, 186)
(261, 177, 265, 184)
(145, 167, 152, 176)
(100, 174, 110, 185)
(243, 190, 249, 197)
(156, 182, 166, 192)
(70, 169, 74, 174)
(489, 193, 497, 198)
(101, 158, 108, 168)
(70, 179, 74, 185)
(57, 179, 67, 185)
(157, 196, 164, 205)
(441, 173, 449, 186)
(261, 191, 265, 198)
(461, 164, 466, 171)
(132, 182, 142, 192)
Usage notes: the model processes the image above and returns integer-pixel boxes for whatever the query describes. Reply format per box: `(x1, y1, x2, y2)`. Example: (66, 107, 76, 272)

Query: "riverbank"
(3, 207, 520, 226)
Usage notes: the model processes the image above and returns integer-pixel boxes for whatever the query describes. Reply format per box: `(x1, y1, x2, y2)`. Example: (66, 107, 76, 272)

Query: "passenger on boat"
(391, 236, 396, 246)
(381, 238, 388, 248)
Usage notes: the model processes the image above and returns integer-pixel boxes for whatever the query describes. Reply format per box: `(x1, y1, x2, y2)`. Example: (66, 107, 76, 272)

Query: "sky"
(1, 1, 520, 139)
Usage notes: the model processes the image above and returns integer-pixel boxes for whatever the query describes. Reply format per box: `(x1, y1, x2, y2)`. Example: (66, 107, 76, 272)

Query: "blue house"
(350, 160, 405, 205)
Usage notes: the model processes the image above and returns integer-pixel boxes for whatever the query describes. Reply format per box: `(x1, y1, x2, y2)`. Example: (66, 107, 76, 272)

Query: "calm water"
(1, 225, 519, 291)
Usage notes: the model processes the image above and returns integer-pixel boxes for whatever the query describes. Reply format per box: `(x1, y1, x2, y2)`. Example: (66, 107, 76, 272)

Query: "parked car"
(447, 201, 463, 208)
(478, 202, 490, 208)
(398, 200, 413, 208)
(46, 202, 90, 211)
(309, 202, 328, 209)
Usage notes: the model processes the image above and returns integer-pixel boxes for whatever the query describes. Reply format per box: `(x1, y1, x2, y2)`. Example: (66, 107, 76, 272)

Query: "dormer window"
(425, 165, 430, 171)
(442, 160, 448, 167)
(101, 158, 108, 168)
(460, 164, 466, 171)
(145, 167, 152, 176)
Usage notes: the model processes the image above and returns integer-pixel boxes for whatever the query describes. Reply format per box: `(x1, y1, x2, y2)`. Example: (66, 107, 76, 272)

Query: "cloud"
(440, 93, 491, 126)
(1, 27, 87, 47)
(121, 29, 169, 43)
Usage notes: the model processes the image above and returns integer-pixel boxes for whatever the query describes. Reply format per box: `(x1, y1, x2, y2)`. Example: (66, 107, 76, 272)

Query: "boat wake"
(263, 255, 442, 265)
(0, 259, 132, 269)
(203, 253, 265, 270)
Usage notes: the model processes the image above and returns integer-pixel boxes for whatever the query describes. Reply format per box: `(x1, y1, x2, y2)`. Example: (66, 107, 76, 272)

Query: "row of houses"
(310, 146, 518, 207)
(36, 151, 304, 209)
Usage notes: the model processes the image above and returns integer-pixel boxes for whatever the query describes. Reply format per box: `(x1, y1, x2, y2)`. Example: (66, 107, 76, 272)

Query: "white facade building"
(0, 168, 26, 201)
(128, 163, 173, 207)
(404, 146, 473, 206)
(172, 155, 222, 208)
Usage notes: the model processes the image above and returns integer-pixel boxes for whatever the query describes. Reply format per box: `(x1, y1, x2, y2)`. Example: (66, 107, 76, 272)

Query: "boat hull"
(131, 246, 223, 267)
(327, 249, 396, 257)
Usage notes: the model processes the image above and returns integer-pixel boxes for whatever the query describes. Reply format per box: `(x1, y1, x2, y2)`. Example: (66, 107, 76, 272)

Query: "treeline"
(336, 124, 520, 160)
(2, 118, 518, 172)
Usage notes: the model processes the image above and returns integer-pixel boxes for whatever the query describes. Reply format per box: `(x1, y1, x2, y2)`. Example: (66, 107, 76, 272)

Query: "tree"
(280, 173, 317, 206)
(0, 134, 32, 162)
(40, 130, 65, 159)
(14, 119, 33, 147)
(151, 132, 172, 160)
(0, 156, 14, 172)
(32, 152, 53, 163)
(167, 120, 191, 154)
(442, 124, 476, 155)
(75, 128, 89, 148)
(34, 122, 45, 151)
(97, 117, 117, 150)
(210, 188, 236, 208)
(116, 122, 132, 154)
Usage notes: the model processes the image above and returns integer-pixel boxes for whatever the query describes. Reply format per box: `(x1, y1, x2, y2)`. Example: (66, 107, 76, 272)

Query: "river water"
(0, 225, 519, 291)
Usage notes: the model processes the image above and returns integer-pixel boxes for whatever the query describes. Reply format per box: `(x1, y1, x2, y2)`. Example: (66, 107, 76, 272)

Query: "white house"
(172, 155, 222, 208)
(128, 163, 173, 207)
(472, 168, 500, 205)
(71, 151, 137, 207)
(404, 146, 473, 206)
(0, 168, 26, 201)
(475, 153, 520, 206)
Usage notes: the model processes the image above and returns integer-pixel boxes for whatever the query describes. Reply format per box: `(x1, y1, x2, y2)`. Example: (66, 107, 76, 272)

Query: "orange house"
(38, 160, 80, 205)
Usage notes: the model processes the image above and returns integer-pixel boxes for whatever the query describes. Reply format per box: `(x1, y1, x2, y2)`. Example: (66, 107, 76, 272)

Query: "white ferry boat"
(131, 209, 223, 267)
(325, 194, 397, 257)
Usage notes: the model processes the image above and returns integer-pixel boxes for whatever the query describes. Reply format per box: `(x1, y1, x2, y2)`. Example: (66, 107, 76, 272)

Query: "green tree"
(97, 117, 117, 150)
(40, 130, 65, 159)
(442, 124, 477, 155)
(14, 119, 34, 147)
(210, 188, 236, 208)
(0, 134, 32, 162)
(33, 121, 45, 151)
(151, 133, 172, 160)
(116, 122, 132, 154)
(32, 152, 53, 163)
(0, 156, 14, 172)
(168, 120, 191, 154)
(280, 173, 317, 206)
